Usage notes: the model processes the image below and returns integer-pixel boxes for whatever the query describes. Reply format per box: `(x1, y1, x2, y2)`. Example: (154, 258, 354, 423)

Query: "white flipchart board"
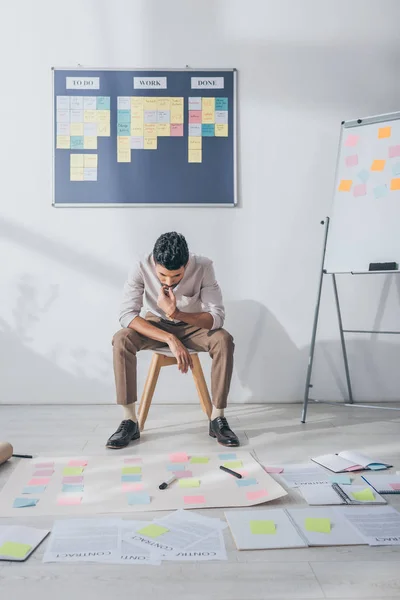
(324, 111, 400, 273)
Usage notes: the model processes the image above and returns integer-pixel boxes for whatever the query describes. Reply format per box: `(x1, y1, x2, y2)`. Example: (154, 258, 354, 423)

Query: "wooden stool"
(138, 350, 212, 431)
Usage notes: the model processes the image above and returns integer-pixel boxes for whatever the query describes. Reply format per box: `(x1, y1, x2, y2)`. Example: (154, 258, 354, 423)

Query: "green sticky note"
(178, 478, 200, 488)
(352, 488, 375, 502)
(250, 520, 276, 535)
(305, 518, 331, 533)
(223, 460, 243, 469)
(190, 457, 209, 464)
(137, 524, 169, 538)
(122, 466, 142, 475)
(0, 541, 32, 558)
(62, 467, 84, 476)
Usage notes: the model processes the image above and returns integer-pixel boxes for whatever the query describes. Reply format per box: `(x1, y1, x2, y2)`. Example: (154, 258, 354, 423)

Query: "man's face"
(155, 263, 186, 290)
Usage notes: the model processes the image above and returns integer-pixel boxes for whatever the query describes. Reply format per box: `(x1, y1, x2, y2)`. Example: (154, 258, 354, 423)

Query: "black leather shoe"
(106, 420, 140, 449)
(209, 417, 240, 447)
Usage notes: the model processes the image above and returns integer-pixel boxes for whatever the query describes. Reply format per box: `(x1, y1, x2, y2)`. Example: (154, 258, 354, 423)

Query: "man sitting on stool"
(107, 231, 239, 449)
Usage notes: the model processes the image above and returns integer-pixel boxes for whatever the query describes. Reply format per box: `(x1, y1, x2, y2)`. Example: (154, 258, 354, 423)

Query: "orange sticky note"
(390, 178, 400, 191)
(371, 160, 385, 171)
(338, 180, 352, 192)
(378, 126, 391, 139)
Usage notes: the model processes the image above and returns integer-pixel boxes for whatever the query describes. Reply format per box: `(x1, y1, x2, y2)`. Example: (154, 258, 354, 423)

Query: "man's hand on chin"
(157, 286, 177, 319)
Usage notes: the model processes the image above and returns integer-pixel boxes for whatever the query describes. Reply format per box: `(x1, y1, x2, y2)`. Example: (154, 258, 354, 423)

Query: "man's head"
(153, 232, 189, 288)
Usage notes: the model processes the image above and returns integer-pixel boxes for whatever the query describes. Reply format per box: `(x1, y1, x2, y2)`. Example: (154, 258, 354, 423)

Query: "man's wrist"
(166, 307, 180, 320)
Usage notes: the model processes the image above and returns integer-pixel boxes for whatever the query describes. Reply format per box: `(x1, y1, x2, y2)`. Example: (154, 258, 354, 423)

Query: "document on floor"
(340, 505, 400, 546)
(277, 463, 331, 488)
(286, 507, 365, 546)
(0, 525, 49, 561)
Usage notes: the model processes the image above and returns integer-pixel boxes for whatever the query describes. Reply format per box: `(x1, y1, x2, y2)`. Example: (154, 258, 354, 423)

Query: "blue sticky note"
(121, 474, 142, 482)
(13, 497, 39, 508)
(166, 464, 186, 471)
(374, 185, 388, 199)
(219, 453, 237, 460)
(22, 486, 46, 494)
(236, 478, 258, 487)
(357, 169, 370, 183)
(117, 110, 131, 124)
(330, 475, 352, 485)
(202, 124, 214, 137)
(369, 464, 387, 471)
(215, 97, 228, 111)
(62, 484, 84, 493)
(127, 493, 151, 505)
(392, 163, 400, 176)
(97, 96, 110, 110)
(117, 122, 131, 136)
(70, 136, 84, 150)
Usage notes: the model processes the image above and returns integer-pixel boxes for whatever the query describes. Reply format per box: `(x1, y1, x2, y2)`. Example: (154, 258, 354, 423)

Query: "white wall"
(1, 0, 400, 406)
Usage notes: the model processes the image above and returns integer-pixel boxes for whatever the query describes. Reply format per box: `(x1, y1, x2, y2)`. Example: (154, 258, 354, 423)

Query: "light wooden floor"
(1, 402, 400, 600)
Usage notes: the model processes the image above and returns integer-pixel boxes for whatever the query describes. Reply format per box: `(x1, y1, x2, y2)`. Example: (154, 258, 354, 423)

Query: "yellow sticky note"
(215, 124, 228, 137)
(157, 123, 170, 136)
(56, 135, 70, 149)
(131, 97, 143, 110)
(97, 122, 110, 136)
(378, 126, 391, 139)
(0, 541, 32, 558)
(70, 154, 84, 168)
(390, 178, 400, 190)
(371, 159, 385, 171)
(305, 518, 331, 533)
(84, 154, 98, 168)
(351, 488, 375, 502)
(144, 124, 157, 139)
(131, 119, 144, 136)
(70, 168, 84, 181)
(202, 109, 215, 124)
(63, 467, 84, 475)
(202, 97, 215, 110)
(157, 97, 171, 110)
(223, 460, 243, 469)
(117, 136, 130, 149)
(131, 108, 143, 121)
(143, 97, 157, 110)
(188, 136, 202, 150)
(70, 122, 84, 136)
(122, 466, 141, 475)
(250, 520, 276, 535)
(190, 457, 209, 464)
(96, 110, 110, 123)
(137, 524, 169, 538)
(84, 136, 97, 150)
(179, 478, 200, 488)
(171, 97, 184, 108)
(144, 137, 157, 150)
(188, 149, 202, 163)
(338, 179, 352, 192)
(171, 98, 184, 124)
(117, 149, 131, 162)
(84, 110, 97, 123)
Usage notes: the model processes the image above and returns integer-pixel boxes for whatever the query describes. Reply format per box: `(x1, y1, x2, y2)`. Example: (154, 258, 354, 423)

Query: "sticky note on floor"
(35, 462, 54, 468)
(219, 453, 237, 460)
(184, 495, 205, 504)
(378, 126, 391, 138)
(62, 476, 84, 484)
(250, 520, 276, 535)
(371, 159, 385, 171)
(22, 486, 46, 494)
(122, 483, 143, 492)
(33, 469, 54, 477)
(13, 498, 39, 508)
(121, 474, 142, 482)
(264, 466, 284, 474)
(223, 461, 243, 469)
(169, 453, 189, 462)
(174, 471, 193, 479)
(390, 483, 400, 491)
(68, 459, 88, 467)
(190, 457, 209, 464)
(127, 493, 151, 505)
(305, 518, 331, 533)
(63, 467, 84, 476)
(352, 488, 375, 502)
(166, 463, 187, 471)
(124, 458, 142, 464)
(137, 525, 169, 538)
(27, 478, 50, 486)
(62, 484, 84, 493)
(0, 541, 32, 558)
(122, 466, 141, 475)
(338, 179, 352, 192)
(236, 478, 258, 487)
(179, 478, 200, 488)
(57, 496, 82, 506)
(247, 490, 268, 501)
(330, 475, 352, 485)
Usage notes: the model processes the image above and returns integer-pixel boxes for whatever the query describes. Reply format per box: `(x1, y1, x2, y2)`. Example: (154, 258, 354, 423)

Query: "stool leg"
(191, 354, 212, 419)
(138, 354, 163, 432)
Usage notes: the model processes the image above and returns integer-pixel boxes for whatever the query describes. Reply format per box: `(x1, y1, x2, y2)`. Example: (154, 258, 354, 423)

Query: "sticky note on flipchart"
(236, 478, 258, 487)
(137, 525, 169, 538)
(378, 126, 391, 138)
(179, 478, 200, 488)
(352, 488, 375, 501)
(223, 461, 243, 469)
(127, 493, 151, 505)
(27, 478, 50, 486)
(169, 453, 189, 463)
(67, 459, 88, 467)
(63, 467, 84, 476)
(338, 180, 352, 192)
(57, 496, 82, 506)
(390, 178, 400, 190)
(22, 486, 46, 494)
(0, 541, 32, 558)
(250, 520, 276, 535)
(353, 183, 366, 197)
(374, 184, 389, 199)
(358, 169, 370, 183)
(247, 489, 268, 501)
(305, 518, 331, 533)
(330, 475, 352, 485)
(392, 163, 400, 176)
(13, 498, 39, 508)
(371, 159, 385, 171)
(122, 466, 141, 475)
(190, 457, 209, 464)
(345, 154, 358, 167)
(389, 145, 400, 158)
(184, 495, 205, 504)
(345, 134, 359, 147)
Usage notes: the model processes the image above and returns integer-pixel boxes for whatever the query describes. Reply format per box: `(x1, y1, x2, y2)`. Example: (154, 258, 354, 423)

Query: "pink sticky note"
(57, 496, 82, 506)
(171, 124, 183, 136)
(390, 483, 400, 491)
(345, 154, 358, 167)
(353, 183, 367, 197)
(345, 134, 359, 147)
(33, 469, 54, 477)
(169, 453, 189, 463)
(28, 478, 51, 486)
(124, 458, 142, 464)
(62, 476, 84, 484)
(264, 466, 284, 474)
(35, 462, 54, 468)
(237, 470, 249, 477)
(247, 489, 269, 501)
(122, 482, 143, 492)
(389, 145, 400, 158)
(345, 465, 363, 472)
(189, 110, 202, 124)
(68, 460, 88, 467)
(174, 470, 193, 479)
(184, 495, 205, 505)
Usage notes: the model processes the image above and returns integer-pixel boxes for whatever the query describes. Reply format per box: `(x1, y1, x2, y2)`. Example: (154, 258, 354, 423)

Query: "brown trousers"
(112, 313, 234, 409)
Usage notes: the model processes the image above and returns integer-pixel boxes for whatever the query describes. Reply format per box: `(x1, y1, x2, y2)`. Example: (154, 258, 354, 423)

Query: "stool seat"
(138, 350, 212, 431)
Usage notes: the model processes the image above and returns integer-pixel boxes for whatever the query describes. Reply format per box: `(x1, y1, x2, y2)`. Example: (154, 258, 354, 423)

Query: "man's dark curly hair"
(153, 232, 189, 271)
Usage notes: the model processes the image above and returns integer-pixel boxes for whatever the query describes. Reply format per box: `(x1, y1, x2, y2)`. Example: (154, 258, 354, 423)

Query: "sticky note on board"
(170, 124, 184, 136)
(84, 110, 97, 123)
(169, 453, 189, 463)
(184, 495, 205, 504)
(0, 541, 32, 558)
(250, 520, 276, 535)
(137, 525, 169, 538)
(143, 97, 158, 110)
(144, 110, 157, 123)
(188, 136, 202, 150)
(157, 123, 170, 136)
(84, 136, 97, 150)
(236, 478, 258, 487)
(190, 457, 209, 464)
(352, 488, 375, 502)
(188, 150, 202, 163)
(247, 489, 268, 501)
(97, 122, 110, 136)
(374, 184, 388, 199)
(215, 97, 228, 111)
(345, 134, 359, 147)
(84, 167, 97, 181)
(122, 466, 141, 475)
(63, 467, 84, 476)
(345, 154, 358, 167)
(215, 124, 228, 137)
(390, 178, 400, 191)
(71, 96, 83, 109)
(179, 478, 200, 488)
(127, 493, 151, 505)
(305, 518, 331, 533)
(371, 159, 385, 171)
(189, 97, 202, 110)
(223, 461, 243, 469)
(84, 155, 98, 168)
(338, 179, 352, 192)
(202, 124, 214, 136)
(157, 97, 171, 110)
(378, 126, 391, 138)
(118, 136, 131, 149)
(353, 183, 367, 197)
(70, 168, 84, 182)
(97, 97, 110, 110)
(144, 137, 157, 149)
(56, 135, 70, 149)
(117, 150, 131, 162)
(131, 137, 144, 149)
(13, 498, 39, 508)
(70, 122, 84, 136)
(131, 97, 143, 110)
(189, 111, 202, 124)
(57, 496, 82, 506)
(71, 136, 84, 150)
(117, 110, 131, 124)
(97, 110, 110, 123)
(70, 154, 84, 167)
